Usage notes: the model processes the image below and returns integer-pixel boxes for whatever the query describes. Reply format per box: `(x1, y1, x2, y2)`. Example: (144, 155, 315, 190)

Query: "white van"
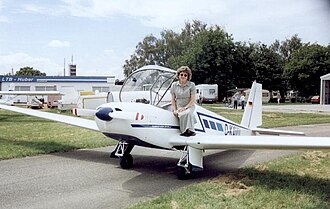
(196, 84, 218, 103)
(244, 89, 270, 103)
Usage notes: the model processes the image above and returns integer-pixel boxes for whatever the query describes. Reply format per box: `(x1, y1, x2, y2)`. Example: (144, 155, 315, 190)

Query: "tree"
(284, 43, 330, 97)
(269, 34, 304, 95)
(122, 20, 329, 102)
(123, 34, 160, 76)
(250, 43, 284, 92)
(15, 67, 46, 76)
(171, 26, 236, 99)
(231, 42, 256, 88)
(270, 34, 303, 61)
(123, 20, 208, 77)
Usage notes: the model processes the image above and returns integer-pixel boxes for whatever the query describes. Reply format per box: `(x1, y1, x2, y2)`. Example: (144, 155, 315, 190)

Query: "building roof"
(321, 73, 330, 80)
(0, 75, 114, 83)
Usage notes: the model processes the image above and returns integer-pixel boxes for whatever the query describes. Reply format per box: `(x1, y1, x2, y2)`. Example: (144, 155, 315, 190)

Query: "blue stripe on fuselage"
(195, 112, 248, 133)
(131, 124, 180, 129)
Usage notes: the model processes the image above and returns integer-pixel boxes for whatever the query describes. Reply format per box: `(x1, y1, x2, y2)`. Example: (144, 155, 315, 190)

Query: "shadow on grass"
(237, 167, 330, 201)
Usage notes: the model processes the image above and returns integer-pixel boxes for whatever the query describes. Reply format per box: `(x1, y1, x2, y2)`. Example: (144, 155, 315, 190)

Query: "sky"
(0, 0, 329, 79)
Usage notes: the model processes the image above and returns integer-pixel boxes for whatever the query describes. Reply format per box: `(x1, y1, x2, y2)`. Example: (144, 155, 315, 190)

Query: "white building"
(0, 75, 121, 104)
(320, 73, 330, 105)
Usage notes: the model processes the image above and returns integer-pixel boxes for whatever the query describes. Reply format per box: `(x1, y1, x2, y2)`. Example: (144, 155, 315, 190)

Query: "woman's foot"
(180, 130, 196, 137)
(187, 130, 196, 136)
(180, 130, 189, 136)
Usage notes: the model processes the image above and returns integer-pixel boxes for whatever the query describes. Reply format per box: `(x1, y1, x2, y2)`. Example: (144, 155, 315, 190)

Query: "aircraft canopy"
(120, 65, 176, 106)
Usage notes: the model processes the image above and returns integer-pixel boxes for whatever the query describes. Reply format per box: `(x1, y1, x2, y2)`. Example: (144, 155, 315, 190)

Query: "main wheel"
(177, 166, 191, 180)
(120, 154, 133, 169)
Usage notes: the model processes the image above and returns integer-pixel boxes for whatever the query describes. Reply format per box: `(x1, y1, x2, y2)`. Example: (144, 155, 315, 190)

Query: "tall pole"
(63, 58, 66, 76)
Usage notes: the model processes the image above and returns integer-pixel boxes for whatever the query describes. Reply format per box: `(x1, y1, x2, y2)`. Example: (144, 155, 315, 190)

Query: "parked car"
(297, 96, 306, 103)
(311, 95, 320, 104)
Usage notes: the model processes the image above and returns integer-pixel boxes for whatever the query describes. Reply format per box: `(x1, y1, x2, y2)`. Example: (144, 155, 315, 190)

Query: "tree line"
(123, 20, 330, 99)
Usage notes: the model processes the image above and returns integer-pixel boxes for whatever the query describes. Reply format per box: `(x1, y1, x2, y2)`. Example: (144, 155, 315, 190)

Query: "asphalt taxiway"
(1, 123, 329, 209)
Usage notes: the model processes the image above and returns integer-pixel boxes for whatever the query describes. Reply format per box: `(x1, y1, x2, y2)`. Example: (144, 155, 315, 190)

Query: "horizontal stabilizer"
(252, 128, 305, 136)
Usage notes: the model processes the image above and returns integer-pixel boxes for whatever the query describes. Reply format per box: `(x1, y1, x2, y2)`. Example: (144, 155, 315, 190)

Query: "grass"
(129, 151, 330, 209)
(0, 109, 116, 160)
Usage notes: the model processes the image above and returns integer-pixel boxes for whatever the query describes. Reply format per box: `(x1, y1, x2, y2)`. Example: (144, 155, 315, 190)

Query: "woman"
(170, 66, 197, 137)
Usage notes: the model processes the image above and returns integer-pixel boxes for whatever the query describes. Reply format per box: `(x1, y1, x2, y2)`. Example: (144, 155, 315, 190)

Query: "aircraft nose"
(95, 107, 113, 121)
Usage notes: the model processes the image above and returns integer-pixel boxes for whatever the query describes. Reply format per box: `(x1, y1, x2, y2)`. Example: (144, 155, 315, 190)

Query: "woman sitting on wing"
(170, 66, 197, 137)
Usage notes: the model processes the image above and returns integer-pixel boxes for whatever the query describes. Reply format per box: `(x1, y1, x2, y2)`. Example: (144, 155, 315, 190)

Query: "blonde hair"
(176, 66, 192, 81)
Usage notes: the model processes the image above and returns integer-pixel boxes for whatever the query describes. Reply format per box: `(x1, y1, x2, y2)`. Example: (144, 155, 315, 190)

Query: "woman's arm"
(184, 93, 196, 110)
(171, 94, 178, 116)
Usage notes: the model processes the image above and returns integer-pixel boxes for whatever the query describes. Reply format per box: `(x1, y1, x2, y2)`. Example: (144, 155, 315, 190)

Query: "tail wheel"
(120, 154, 133, 169)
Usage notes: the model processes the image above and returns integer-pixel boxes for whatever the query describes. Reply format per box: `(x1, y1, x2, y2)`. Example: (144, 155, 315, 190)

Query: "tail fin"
(240, 81, 262, 129)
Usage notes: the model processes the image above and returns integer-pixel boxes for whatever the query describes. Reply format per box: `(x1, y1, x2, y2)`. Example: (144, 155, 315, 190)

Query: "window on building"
(14, 86, 30, 91)
(92, 86, 110, 93)
(35, 86, 57, 91)
(262, 93, 269, 97)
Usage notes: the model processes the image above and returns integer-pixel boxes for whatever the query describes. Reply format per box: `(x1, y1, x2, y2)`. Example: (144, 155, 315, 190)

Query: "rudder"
(240, 81, 262, 129)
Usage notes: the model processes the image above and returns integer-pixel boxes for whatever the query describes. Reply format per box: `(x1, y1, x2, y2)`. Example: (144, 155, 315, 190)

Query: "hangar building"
(0, 75, 120, 103)
(320, 73, 330, 105)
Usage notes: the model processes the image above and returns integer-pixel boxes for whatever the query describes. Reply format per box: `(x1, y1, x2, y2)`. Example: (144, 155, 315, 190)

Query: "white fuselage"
(94, 102, 252, 149)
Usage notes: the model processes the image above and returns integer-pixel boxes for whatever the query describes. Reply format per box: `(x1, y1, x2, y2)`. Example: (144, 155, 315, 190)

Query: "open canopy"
(119, 65, 176, 106)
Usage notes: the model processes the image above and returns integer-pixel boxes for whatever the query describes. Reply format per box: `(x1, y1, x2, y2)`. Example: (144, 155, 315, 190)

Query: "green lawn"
(0, 109, 116, 160)
(129, 150, 329, 209)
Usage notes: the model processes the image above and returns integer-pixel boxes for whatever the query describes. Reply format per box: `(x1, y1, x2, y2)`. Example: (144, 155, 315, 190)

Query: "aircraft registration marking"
(224, 124, 241, 135)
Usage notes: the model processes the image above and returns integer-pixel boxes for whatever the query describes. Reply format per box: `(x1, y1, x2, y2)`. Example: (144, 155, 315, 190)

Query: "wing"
(0, 91, 63, 95)
(0, 104, 99, 131)
(170, 134, 330, 150)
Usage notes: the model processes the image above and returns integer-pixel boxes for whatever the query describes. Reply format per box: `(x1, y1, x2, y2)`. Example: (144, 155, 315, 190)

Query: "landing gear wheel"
(120, 154, 133, 169)
(177, 165, 191, 180)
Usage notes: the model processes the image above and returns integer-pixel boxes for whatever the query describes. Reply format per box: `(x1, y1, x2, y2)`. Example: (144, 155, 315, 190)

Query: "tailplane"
(240, 81, 262, 129)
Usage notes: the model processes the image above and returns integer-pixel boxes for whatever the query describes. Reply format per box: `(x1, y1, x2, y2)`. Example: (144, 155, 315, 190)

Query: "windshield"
(120, 65, 176, 106)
